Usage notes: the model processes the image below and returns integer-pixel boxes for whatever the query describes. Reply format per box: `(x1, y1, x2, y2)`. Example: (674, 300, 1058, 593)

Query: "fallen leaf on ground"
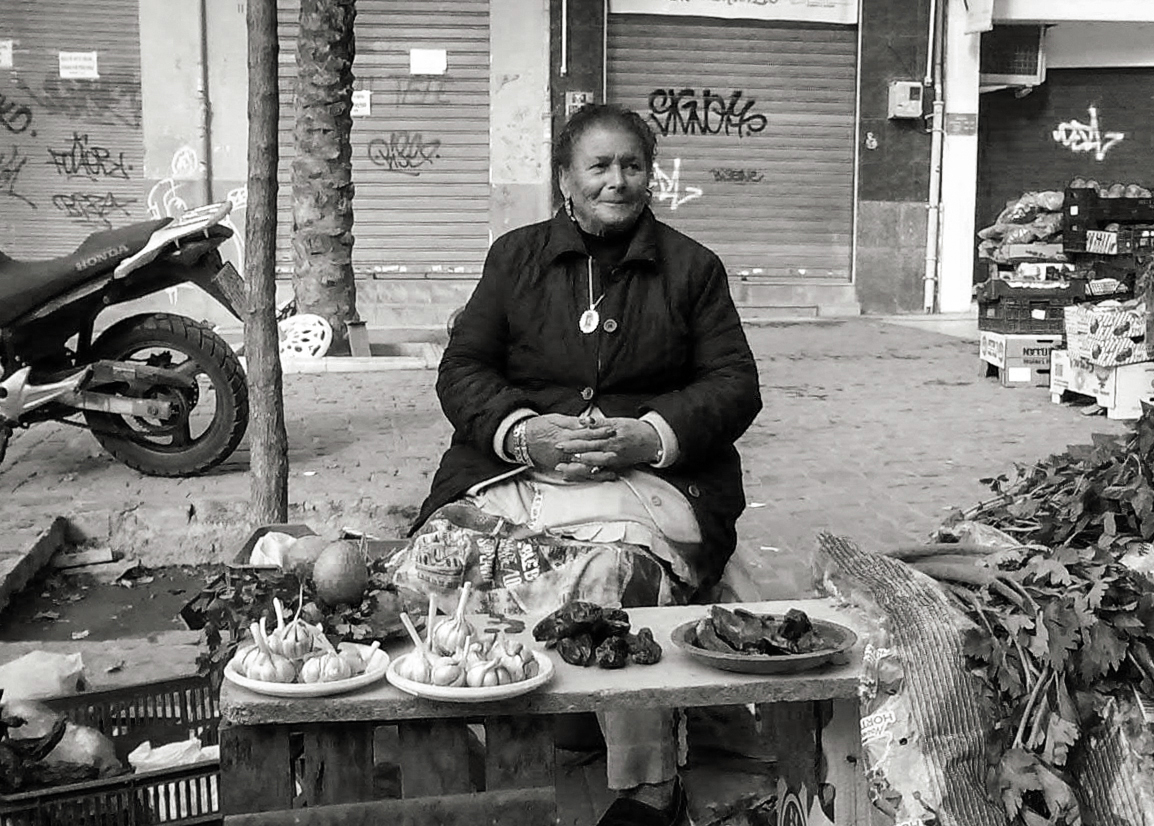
(71, 630, 90, 640)
(32, 611, 60, 621)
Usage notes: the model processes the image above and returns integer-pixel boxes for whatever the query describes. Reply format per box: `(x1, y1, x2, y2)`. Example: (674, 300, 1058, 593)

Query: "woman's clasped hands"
(516, 413, 661, 482)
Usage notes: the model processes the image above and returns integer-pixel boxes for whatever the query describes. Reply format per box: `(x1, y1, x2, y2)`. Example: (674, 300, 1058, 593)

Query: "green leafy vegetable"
(936, 407, 1154, 824)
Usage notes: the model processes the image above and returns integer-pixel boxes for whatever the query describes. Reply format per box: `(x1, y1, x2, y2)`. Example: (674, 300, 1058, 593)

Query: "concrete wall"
(854, 0, 934, 314)
(490, 0, 553, 240)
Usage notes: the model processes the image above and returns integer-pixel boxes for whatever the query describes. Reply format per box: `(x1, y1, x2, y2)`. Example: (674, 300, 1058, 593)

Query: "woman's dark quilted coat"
(414, 207, 762, 591)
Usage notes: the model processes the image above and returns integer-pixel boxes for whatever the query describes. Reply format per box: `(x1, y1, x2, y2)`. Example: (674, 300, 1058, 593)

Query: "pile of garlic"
(230, 593, 380, 685)
(393, 586, 539, 688)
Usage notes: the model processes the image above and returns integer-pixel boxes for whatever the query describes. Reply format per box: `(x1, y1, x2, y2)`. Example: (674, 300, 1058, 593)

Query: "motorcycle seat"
(0, 218, 171, 327)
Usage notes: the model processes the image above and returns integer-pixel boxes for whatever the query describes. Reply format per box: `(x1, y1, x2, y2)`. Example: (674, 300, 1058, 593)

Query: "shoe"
(594, 776, 688, 826)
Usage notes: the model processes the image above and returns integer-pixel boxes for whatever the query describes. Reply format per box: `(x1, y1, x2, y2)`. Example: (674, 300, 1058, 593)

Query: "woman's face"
(560, 123, 650, 237)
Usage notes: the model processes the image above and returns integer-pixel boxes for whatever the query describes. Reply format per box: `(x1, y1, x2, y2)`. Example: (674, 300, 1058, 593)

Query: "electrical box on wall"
(887, 81, 923, 119)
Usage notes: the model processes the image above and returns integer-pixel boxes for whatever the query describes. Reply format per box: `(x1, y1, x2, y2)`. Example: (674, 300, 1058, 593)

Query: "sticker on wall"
(565, 91, 594, 118)
(59, 51, 99, 79)
(351, 90, 371, 117)
(945, 113, 977, 136)
(0, 41, 13, 70)
(410, 48, 446, 76)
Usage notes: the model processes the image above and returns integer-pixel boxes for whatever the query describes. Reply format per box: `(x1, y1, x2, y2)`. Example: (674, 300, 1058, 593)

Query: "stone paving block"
(0, 517, 69, 617)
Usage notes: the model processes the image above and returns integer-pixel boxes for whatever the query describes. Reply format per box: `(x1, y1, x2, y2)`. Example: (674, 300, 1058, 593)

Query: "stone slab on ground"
(0, 630, 201, 692)
(0, 517, 70, 618)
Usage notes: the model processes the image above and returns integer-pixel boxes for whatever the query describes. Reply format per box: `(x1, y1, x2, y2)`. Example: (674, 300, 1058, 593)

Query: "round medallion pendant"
(579, 309, 600, 334)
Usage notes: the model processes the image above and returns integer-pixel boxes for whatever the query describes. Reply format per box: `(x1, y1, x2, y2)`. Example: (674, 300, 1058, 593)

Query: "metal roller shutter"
(0, 0, 143, 258)
(606, 15, 856, 279)
(276, 0, 490, 276)
(977, 68, 1154, 231)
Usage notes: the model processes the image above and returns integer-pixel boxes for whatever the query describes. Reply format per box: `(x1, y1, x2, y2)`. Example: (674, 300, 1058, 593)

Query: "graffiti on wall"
(392, 77, 450, 106)
(710, 167, 763, 183)
(0, 146, 35, 208)
(15, 74, 141, 130)
(1052, 106, 1123, 162)
(647, 89, 767, 138)
(51, 191, 137, 228)
(147, 146, 247, 269)
(652, 158, 702, 211)
(368, 131, 441, 176)
(48, 132, 132, 180)
(0, 91, 35, 135)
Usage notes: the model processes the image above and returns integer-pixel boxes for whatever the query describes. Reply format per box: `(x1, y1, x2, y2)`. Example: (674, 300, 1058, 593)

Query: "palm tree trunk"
(245, 0, 288, 524)
(291, 0, 358, 348)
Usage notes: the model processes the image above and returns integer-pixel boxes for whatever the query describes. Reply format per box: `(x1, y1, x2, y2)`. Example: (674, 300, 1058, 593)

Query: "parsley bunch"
(941, 410, 1154, 824)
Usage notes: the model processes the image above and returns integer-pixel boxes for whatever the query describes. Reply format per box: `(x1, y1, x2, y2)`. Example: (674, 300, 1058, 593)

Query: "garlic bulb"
(264, 598, 288, 656)
(298, 652, 325, 684)
(247, 622, 296, 684)
(432, 582, 475, 655)
(465, 658, 505, 688)
(395, 651, 431, 684)
(338, 640, 378, 675)
(230, 644, 262, 678)
(430, 656, 466, 687)
(397, 610, 435, 683)
(277, 587, 316, 660)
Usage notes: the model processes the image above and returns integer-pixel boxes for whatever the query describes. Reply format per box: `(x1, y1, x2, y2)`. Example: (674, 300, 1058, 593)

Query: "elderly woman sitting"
(393, 103, 761, 826)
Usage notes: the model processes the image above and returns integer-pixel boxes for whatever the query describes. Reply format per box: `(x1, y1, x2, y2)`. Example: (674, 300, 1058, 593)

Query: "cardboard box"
(981, 332, 1061, 387)
(1096, 361, 1154, 419)
(1063, 303, 1147, 366)
(980, 331, 1062, 369)
(1050, 350, 1111, 398)
(1050, 350, 1154, 419)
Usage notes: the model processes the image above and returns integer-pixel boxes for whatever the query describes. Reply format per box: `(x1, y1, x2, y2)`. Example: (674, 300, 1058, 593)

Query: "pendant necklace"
(579, 258, 605, 335)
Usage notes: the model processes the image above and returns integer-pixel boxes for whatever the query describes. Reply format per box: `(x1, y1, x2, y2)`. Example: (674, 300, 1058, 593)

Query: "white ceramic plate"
(385, 650, 554, 702)
(223, 643, 390, 698)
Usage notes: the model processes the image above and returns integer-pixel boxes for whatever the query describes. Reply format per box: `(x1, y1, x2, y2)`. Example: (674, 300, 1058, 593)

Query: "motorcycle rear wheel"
(84, 313, 248, 476)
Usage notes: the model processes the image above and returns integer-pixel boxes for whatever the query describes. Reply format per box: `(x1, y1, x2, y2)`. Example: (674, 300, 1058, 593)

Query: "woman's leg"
(597, 708, 678, 791)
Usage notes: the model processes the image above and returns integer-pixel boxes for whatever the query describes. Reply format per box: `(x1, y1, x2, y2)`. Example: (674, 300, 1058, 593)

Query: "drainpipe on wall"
(922, 0, 946, 313)
(197, 0, 214, 205)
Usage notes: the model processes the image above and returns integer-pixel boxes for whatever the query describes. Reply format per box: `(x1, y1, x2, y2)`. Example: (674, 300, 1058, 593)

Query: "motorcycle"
(0, 201, 249, 476)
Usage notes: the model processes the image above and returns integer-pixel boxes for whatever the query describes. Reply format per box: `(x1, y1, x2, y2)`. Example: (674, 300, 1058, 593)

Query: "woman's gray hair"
(553, 103, 658, 173)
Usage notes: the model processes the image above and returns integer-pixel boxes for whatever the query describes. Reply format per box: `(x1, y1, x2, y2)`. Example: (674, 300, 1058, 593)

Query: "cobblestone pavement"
(0, 318, 1129, 600)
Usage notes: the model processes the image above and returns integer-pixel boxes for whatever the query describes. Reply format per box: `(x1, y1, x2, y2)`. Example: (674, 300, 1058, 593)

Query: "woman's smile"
(560, 124, 650, 236)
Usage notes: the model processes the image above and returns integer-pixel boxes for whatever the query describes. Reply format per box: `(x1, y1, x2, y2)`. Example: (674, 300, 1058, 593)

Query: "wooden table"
(219, 598, 876, 825)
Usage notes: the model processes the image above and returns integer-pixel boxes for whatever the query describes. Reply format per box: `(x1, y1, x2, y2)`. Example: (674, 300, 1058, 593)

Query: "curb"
(0, 516, 71, 617)
(239, 342, 443, 374)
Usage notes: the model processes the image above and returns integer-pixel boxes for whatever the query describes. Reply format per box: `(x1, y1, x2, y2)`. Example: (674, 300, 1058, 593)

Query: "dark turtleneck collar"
(542, 206, 660, 272)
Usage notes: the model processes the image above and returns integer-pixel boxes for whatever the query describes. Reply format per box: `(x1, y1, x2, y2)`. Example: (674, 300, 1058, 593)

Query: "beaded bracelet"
(512, 420, 534, 467)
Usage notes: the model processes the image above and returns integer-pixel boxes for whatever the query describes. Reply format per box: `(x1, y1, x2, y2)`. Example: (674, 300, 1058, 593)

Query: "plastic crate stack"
(1048, 182, 1154, 419)
(975, 189, 1082, 387)
(0, 675, 221, 826)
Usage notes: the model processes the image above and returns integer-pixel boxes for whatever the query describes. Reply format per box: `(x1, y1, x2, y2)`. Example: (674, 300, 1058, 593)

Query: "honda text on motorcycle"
(0, 201, 249, 476)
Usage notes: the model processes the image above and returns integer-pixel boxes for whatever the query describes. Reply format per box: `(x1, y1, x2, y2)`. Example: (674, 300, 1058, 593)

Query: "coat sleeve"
(435, 236, 537, 456)
(640, 254, 762, 469)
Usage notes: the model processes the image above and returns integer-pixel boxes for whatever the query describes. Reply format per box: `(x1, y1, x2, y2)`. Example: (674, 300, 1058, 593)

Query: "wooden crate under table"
(219, 598, 874, 826)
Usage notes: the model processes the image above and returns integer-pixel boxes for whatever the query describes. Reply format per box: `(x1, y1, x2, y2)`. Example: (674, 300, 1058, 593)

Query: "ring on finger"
(590, 466, 601, 474)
